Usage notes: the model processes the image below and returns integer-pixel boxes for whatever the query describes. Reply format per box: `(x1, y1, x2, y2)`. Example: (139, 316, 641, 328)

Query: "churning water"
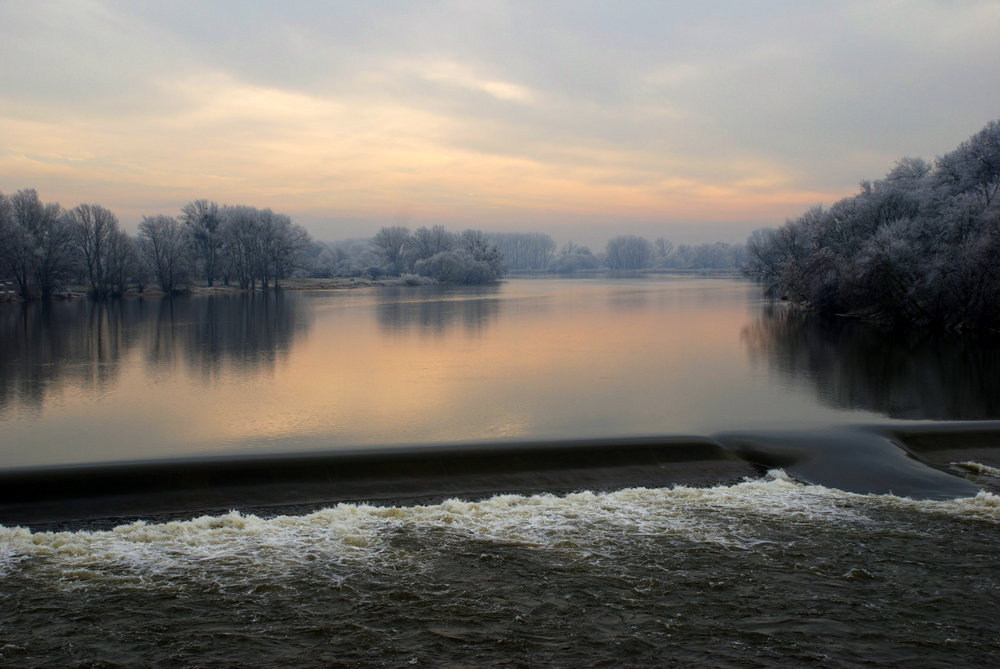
(2, 473, 1000, 667)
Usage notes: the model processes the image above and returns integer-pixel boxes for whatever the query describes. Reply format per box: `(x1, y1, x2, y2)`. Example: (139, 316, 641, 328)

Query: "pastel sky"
(2, 1, 999, 246)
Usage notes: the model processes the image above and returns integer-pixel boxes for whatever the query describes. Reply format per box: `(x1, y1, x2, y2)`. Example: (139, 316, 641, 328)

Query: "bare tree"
(139, 214, 189, 294)
(69, 203, 120, 298)
(221, 205, 262, 290)
(104, 229, 139, 297)
(409, 225, 455, 263)
(489, 232, 556, 270)
(0, 189, 74, 300)
(182, 199, 223, 287)
(605, 235, 654, 270)
(219, 205, 311, 290)
(371, 226, 410, 275)
(654, 237, 674, 260)
(268, 216, 310, 289)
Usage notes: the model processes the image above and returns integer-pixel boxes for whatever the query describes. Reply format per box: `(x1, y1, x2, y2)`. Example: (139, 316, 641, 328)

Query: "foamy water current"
(3, 471, 1000, 668)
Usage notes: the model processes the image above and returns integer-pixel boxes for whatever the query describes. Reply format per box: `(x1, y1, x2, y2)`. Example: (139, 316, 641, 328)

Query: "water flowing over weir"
(1, 468, 1000, 666)
(1, 426, 1000, 667)
(1, 422, 998, 526)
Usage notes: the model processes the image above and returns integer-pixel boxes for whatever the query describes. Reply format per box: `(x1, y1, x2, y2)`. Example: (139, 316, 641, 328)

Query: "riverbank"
(0, 269, 746, 303)
(0, 275, 442, 302)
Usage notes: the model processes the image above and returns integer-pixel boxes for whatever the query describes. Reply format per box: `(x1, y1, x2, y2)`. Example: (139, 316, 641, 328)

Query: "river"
(1, 276, 999, 667)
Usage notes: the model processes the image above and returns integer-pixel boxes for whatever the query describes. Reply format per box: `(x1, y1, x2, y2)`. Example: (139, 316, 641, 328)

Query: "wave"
(3, 471, 998, 586)
(953, 461, 1000, 478)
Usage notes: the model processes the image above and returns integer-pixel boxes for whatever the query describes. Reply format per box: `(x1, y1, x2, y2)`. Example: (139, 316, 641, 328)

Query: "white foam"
(1, 471, 997, 584)
(953, 461, 1000, 478)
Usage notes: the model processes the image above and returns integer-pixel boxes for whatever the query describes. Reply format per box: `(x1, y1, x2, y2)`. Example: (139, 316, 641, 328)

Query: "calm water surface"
(5, 276, 998, 469)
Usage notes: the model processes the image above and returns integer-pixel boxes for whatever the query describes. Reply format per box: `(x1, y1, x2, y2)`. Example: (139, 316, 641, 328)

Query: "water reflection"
(743, 305, 1000, 420)
(147, 293, 304, 375)
(0, 292, 307, 414)
(0, 300, 144, 415)
(376, 285, 503, 336)
(7, 278, 999, 470)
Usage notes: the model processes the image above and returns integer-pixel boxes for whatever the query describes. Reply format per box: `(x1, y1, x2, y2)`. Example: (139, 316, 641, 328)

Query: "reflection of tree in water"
(0, 299, 146, 415)
(376, 285, 502, 336)
(0, 293, 307, 414)
(146, 292, 305, 378)
(742, 305, 1000, 420)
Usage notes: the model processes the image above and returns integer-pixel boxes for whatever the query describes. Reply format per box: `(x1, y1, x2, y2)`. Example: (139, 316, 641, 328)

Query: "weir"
(0, 436, 752, 526)
(2, 423, 1000, 527)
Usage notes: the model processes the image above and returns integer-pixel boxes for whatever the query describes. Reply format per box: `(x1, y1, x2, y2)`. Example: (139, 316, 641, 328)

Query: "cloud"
(1, 0, 999, 243)
(408, 60, 535, 103)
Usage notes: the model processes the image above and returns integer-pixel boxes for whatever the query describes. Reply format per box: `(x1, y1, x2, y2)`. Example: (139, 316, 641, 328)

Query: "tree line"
(1, 187, 749, 302)
(0, 191, 312, 300)
(745, 118, 1000, 330)
(549, 236, 746, 272)
(311, 230, 746, 278)
(313, 225, 509, 283)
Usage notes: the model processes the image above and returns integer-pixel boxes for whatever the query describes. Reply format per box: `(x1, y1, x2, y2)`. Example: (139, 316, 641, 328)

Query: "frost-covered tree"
(489, 232, 556, 270)
(139, 214, 189, 294)
(371, 226, 411, 275)
(605, 235, 654, 270)
(68, 203, 134, 298)
(182, 200, 223, 287)
(549, 241, 599, 273)
(745, 118, 1000, 330)
(408, 226, 455, 264)
(413, 229, 507, 283)
(0, 189, 74, 300)
(217, 205, 310, 289)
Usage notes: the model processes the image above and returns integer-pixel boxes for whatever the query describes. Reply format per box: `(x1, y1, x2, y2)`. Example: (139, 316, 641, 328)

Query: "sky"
(1, 1, 999, 247)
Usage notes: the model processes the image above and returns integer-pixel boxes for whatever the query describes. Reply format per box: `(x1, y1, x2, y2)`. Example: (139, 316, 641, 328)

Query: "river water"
(2, 277, 1000, 667)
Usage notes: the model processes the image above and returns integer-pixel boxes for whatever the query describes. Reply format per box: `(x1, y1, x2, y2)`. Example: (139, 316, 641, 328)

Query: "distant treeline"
(1, 188, 747, 301)
(746, 118, 1000, 330)
(318, 225, 508, 284)
(315, 230, 746, 277)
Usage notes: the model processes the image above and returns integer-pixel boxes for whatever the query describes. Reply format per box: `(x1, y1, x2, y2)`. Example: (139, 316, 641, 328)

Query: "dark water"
(742, 305, 1000, 420)
(3, 478, 1000, 668)
(3, 278, 1000, 667)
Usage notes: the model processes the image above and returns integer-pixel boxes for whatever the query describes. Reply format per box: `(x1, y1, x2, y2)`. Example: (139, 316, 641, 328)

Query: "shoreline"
(0, 270, 749, 304)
